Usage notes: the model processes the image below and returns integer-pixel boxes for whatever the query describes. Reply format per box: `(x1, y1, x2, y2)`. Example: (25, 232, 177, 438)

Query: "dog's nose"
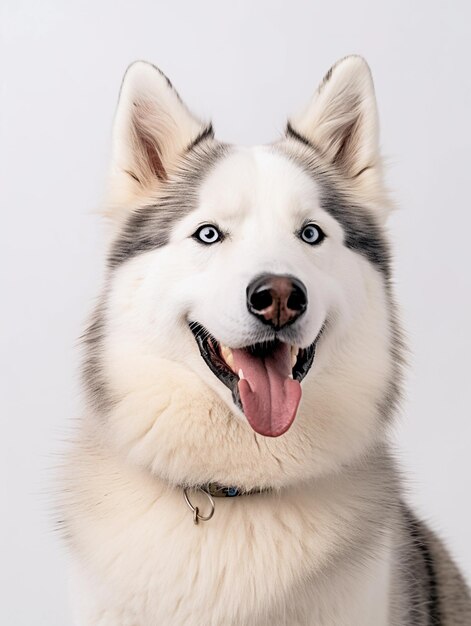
(246, 274, 308, 330)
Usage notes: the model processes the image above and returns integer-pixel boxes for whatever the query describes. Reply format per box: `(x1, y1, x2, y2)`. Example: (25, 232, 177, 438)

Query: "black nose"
(246, 274, 308, 330)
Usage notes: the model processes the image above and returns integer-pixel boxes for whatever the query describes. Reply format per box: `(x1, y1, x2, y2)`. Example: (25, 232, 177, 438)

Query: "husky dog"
(59, 57, 471, 625)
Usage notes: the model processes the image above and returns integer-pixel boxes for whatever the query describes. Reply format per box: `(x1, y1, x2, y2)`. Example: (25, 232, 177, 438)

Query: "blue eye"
(300, 223, 325, 245)
(193, 224, 223, 245)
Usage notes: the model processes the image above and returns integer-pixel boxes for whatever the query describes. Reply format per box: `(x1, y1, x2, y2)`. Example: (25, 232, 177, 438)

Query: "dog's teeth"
(290, 345, 299, 368)
(238, 369, 245, 380)
(220, 345, 235, 371)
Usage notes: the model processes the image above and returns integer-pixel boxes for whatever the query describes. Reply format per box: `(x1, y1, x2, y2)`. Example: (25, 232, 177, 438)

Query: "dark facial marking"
(275, 140, 392, 277)
(108, 141, 229, 268)
(320, 186, 391, 277)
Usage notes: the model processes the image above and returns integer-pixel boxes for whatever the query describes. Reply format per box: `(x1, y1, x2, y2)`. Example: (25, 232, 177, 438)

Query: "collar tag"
(207, 483, 240, 497)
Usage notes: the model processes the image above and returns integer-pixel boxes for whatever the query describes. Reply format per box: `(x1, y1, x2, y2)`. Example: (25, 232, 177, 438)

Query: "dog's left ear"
(288, 56, 388, 212)
(106, 61, 211, 217)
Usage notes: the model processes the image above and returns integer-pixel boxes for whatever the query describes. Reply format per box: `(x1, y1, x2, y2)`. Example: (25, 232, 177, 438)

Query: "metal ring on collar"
(183, 487, 215, 525)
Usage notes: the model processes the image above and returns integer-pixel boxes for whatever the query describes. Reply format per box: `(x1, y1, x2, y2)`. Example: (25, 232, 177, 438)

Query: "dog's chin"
(189, 322, 319, 438)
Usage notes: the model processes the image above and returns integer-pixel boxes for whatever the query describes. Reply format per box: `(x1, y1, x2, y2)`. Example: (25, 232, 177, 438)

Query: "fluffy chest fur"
(65, 436, 394, 626)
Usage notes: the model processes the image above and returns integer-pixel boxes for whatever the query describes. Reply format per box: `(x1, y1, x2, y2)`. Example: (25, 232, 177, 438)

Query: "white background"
(1, 1, 470, 623)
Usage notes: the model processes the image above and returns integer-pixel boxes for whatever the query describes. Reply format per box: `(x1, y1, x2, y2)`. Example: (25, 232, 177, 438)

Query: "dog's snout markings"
(246, 273, 307, 330)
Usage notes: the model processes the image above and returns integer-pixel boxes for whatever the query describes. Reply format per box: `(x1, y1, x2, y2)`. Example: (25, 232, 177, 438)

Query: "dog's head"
(86, 57, 402, 489)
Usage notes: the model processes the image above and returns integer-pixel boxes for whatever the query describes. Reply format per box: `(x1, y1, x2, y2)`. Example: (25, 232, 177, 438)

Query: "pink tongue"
(232, 343, 302, 437)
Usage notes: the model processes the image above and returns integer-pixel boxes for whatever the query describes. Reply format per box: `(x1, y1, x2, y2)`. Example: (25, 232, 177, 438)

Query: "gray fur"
(108, 140, 229, 268)
(275, 137, 392, 277)
(81, 292, 112, 416)
(110, 132, 392, 278)
(392, 506, 471, 625)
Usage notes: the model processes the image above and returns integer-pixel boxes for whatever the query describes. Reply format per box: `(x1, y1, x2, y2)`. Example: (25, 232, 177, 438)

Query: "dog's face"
(88, 57, 400, 488)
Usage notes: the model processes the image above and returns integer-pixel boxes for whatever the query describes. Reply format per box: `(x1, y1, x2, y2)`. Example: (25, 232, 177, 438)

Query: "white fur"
(65, 436, 392, 626)
(61, 57, 399, 625)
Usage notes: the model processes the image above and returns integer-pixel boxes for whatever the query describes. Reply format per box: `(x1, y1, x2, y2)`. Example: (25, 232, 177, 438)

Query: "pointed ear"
(288, 56, 387, 210)
(106, 61, 211, 213)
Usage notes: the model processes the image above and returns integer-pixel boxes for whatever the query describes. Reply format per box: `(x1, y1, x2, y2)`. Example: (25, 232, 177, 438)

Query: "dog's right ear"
(106, 61, 211, 218)
(287, 56, 389, 214)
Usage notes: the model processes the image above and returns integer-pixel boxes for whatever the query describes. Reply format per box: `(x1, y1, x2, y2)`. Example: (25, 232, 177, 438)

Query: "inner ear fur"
(106, 61, 210, 215)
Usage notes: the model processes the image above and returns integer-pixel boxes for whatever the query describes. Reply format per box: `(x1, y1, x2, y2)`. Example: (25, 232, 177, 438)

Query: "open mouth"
(189, 322, 317, 437)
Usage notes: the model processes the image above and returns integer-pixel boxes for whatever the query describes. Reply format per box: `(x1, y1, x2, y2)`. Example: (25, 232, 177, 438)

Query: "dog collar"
(183, 483, 268, 524)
